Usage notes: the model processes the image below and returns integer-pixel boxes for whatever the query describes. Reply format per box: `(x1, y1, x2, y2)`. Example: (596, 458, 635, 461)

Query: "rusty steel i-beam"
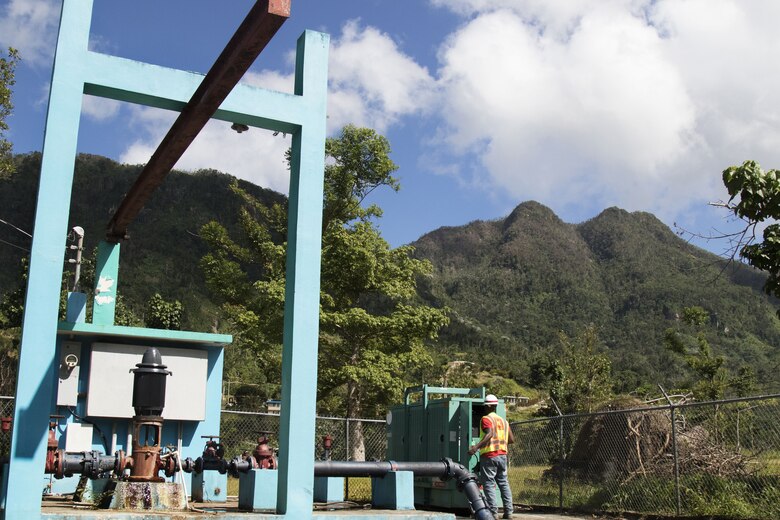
(106, 0, 291, 242)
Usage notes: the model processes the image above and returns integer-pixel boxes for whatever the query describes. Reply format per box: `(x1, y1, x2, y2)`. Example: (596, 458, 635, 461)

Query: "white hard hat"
(485, 394, 499, 405)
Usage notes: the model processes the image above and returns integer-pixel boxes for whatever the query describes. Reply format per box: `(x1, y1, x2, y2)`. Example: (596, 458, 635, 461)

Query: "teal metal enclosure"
(386, 386, 506, 511)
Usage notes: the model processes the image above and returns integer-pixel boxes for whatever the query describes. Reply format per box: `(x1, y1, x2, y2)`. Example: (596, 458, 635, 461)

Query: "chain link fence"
(2, 393, 778, 518)
(509, 394, 780, 519)
(0, 397, 13, 460)
(219, 409, 386, 501)
(0, 397, 387, 501)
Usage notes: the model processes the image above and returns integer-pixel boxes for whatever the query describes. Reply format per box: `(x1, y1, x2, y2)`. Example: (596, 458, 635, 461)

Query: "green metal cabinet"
(386, 385, 506, 511)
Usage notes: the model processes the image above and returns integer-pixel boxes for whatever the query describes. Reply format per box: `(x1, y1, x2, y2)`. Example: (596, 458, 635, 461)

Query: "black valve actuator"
(130, 348, 172, 416)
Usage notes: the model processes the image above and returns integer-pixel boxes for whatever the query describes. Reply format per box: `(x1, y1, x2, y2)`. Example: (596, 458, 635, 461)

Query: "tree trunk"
(350, 420, 366, 461)
(346, 380, 366, 461)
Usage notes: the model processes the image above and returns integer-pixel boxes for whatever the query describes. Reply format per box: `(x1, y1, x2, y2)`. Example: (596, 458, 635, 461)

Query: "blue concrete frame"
(3, 1, 329, 518)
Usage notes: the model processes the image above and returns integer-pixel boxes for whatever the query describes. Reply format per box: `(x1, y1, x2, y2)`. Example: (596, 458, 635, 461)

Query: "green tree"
(1, 47, 20, 178)
(145, 293, 183, 330)
(731, 365, 757, 398)
(544, 324, 612, 413)
(0, 257, 27, 330)
(664, 306, 727, 400)
(200, 126, 449, 429)
(721, 160, 780, 310)
(0, 256, 25, 394)
(114, 296, 143, 327)
(665, 305, 758, 400)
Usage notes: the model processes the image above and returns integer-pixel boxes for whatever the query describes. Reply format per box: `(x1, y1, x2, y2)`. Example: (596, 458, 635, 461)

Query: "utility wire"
(0, 237, 29, 252)
(0, 218, 31, 238)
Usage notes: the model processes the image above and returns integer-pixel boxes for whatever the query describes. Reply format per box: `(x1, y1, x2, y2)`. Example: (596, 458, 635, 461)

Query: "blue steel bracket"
(4, 0, 329, 519)
(371, 471, 416, 511)
(239, 469, 279, 511)
(313, 476, 345, 503)
(192, 471, 228, 503)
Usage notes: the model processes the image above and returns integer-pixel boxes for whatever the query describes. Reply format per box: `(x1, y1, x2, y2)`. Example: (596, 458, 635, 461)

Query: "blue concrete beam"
(275, 29, 329, 518)
(82, 52, 306, 134)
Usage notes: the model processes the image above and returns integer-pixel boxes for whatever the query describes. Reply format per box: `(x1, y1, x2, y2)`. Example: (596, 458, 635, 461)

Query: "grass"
(227, 476, 239, 497)
(506, 463, 780, 519)
(345, 477, 372, 502)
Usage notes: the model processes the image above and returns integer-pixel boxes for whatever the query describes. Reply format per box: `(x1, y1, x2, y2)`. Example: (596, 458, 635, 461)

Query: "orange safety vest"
(479, 412, 509, 456)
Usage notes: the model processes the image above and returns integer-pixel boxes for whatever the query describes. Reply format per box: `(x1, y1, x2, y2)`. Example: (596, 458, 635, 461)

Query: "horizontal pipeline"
(314, 458, 492, 520)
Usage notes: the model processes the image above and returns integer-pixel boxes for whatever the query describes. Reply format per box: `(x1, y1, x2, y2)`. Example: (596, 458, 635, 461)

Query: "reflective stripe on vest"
(479, 412, 508, 455)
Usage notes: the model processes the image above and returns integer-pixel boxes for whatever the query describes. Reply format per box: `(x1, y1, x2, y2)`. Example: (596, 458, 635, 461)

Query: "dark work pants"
(479, 454, 513, 516)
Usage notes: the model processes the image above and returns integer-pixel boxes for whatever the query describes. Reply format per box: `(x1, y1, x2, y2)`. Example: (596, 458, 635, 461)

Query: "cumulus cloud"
(327, 20, 437, 132)
(430, 0, 780, 222)
(118, 100, 293, 193)
(0, 0, 60, 67)
(0, 0, 122, 127)
(119, 21, 436, 193)
(81, 95, 121, 122)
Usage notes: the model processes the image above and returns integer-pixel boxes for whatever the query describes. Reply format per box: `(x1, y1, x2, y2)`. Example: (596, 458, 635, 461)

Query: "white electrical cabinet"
(86, 343, 208, 421)
(57, 342, 81, 407)
(64, 423, 94, 451)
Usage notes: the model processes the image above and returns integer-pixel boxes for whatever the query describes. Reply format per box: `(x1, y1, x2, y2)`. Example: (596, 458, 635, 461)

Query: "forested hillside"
(0, 152, 284, 329)
(1, 154, 778, 395)
(413, 201, 780, 394)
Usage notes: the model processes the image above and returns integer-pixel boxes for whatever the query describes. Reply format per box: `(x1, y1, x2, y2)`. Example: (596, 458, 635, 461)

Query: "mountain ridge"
(412, 200, 780, 392)
(1, 153, 778, 393)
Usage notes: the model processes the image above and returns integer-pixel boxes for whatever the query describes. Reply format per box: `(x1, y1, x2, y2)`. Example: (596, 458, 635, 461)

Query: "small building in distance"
(501, 395, 530, 408)
(265, 399, 282, 414)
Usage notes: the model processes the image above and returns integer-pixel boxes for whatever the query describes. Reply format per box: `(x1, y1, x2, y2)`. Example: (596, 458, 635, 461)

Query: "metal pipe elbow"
(440, 458, 493, 520)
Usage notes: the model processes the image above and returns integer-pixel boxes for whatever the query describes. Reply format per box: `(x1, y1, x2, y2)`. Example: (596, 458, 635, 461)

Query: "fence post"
(659, 385, 681, 516)
(551, 397, 564, 511)
(344, 416, 350, 499)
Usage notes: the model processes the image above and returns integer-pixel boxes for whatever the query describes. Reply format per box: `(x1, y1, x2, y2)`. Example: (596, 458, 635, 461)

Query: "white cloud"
(119, 103, 292, 193)
(118, 21, 436, 192)
(81, 95, 121, 122)
(327, 20, 437, 132)
(430, 0, 780, 224)
(0, 0, 60, 67)
(435, 6, 695, 209)
(242, 69, 293, 93)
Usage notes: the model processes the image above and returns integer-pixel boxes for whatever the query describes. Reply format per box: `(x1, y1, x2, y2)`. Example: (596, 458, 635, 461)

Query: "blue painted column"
(4, 1, 91, 518)
(92, 241, 120, 325)
(276, 30, 329, 518)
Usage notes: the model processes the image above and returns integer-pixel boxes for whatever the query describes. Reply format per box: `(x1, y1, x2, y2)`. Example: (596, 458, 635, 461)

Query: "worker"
(468, 394, 515, 519)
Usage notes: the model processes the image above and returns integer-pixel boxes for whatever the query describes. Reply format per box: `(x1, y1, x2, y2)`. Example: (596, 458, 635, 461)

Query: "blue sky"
(3, 0, 780, 250)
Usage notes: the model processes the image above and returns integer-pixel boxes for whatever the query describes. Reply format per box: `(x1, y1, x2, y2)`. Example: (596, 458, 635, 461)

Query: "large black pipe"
(180, 455, 229, 475)
(183, 455, 492, 518)
(314, 458, 493, 520)
(66, 450, 493, 519)
(314, 459, 445, 477)
(57, 451, 119, 479)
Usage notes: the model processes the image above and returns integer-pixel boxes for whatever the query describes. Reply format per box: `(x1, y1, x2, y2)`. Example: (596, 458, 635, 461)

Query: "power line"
(0, 218, 31, 238)
(0, 237, 29, 252)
